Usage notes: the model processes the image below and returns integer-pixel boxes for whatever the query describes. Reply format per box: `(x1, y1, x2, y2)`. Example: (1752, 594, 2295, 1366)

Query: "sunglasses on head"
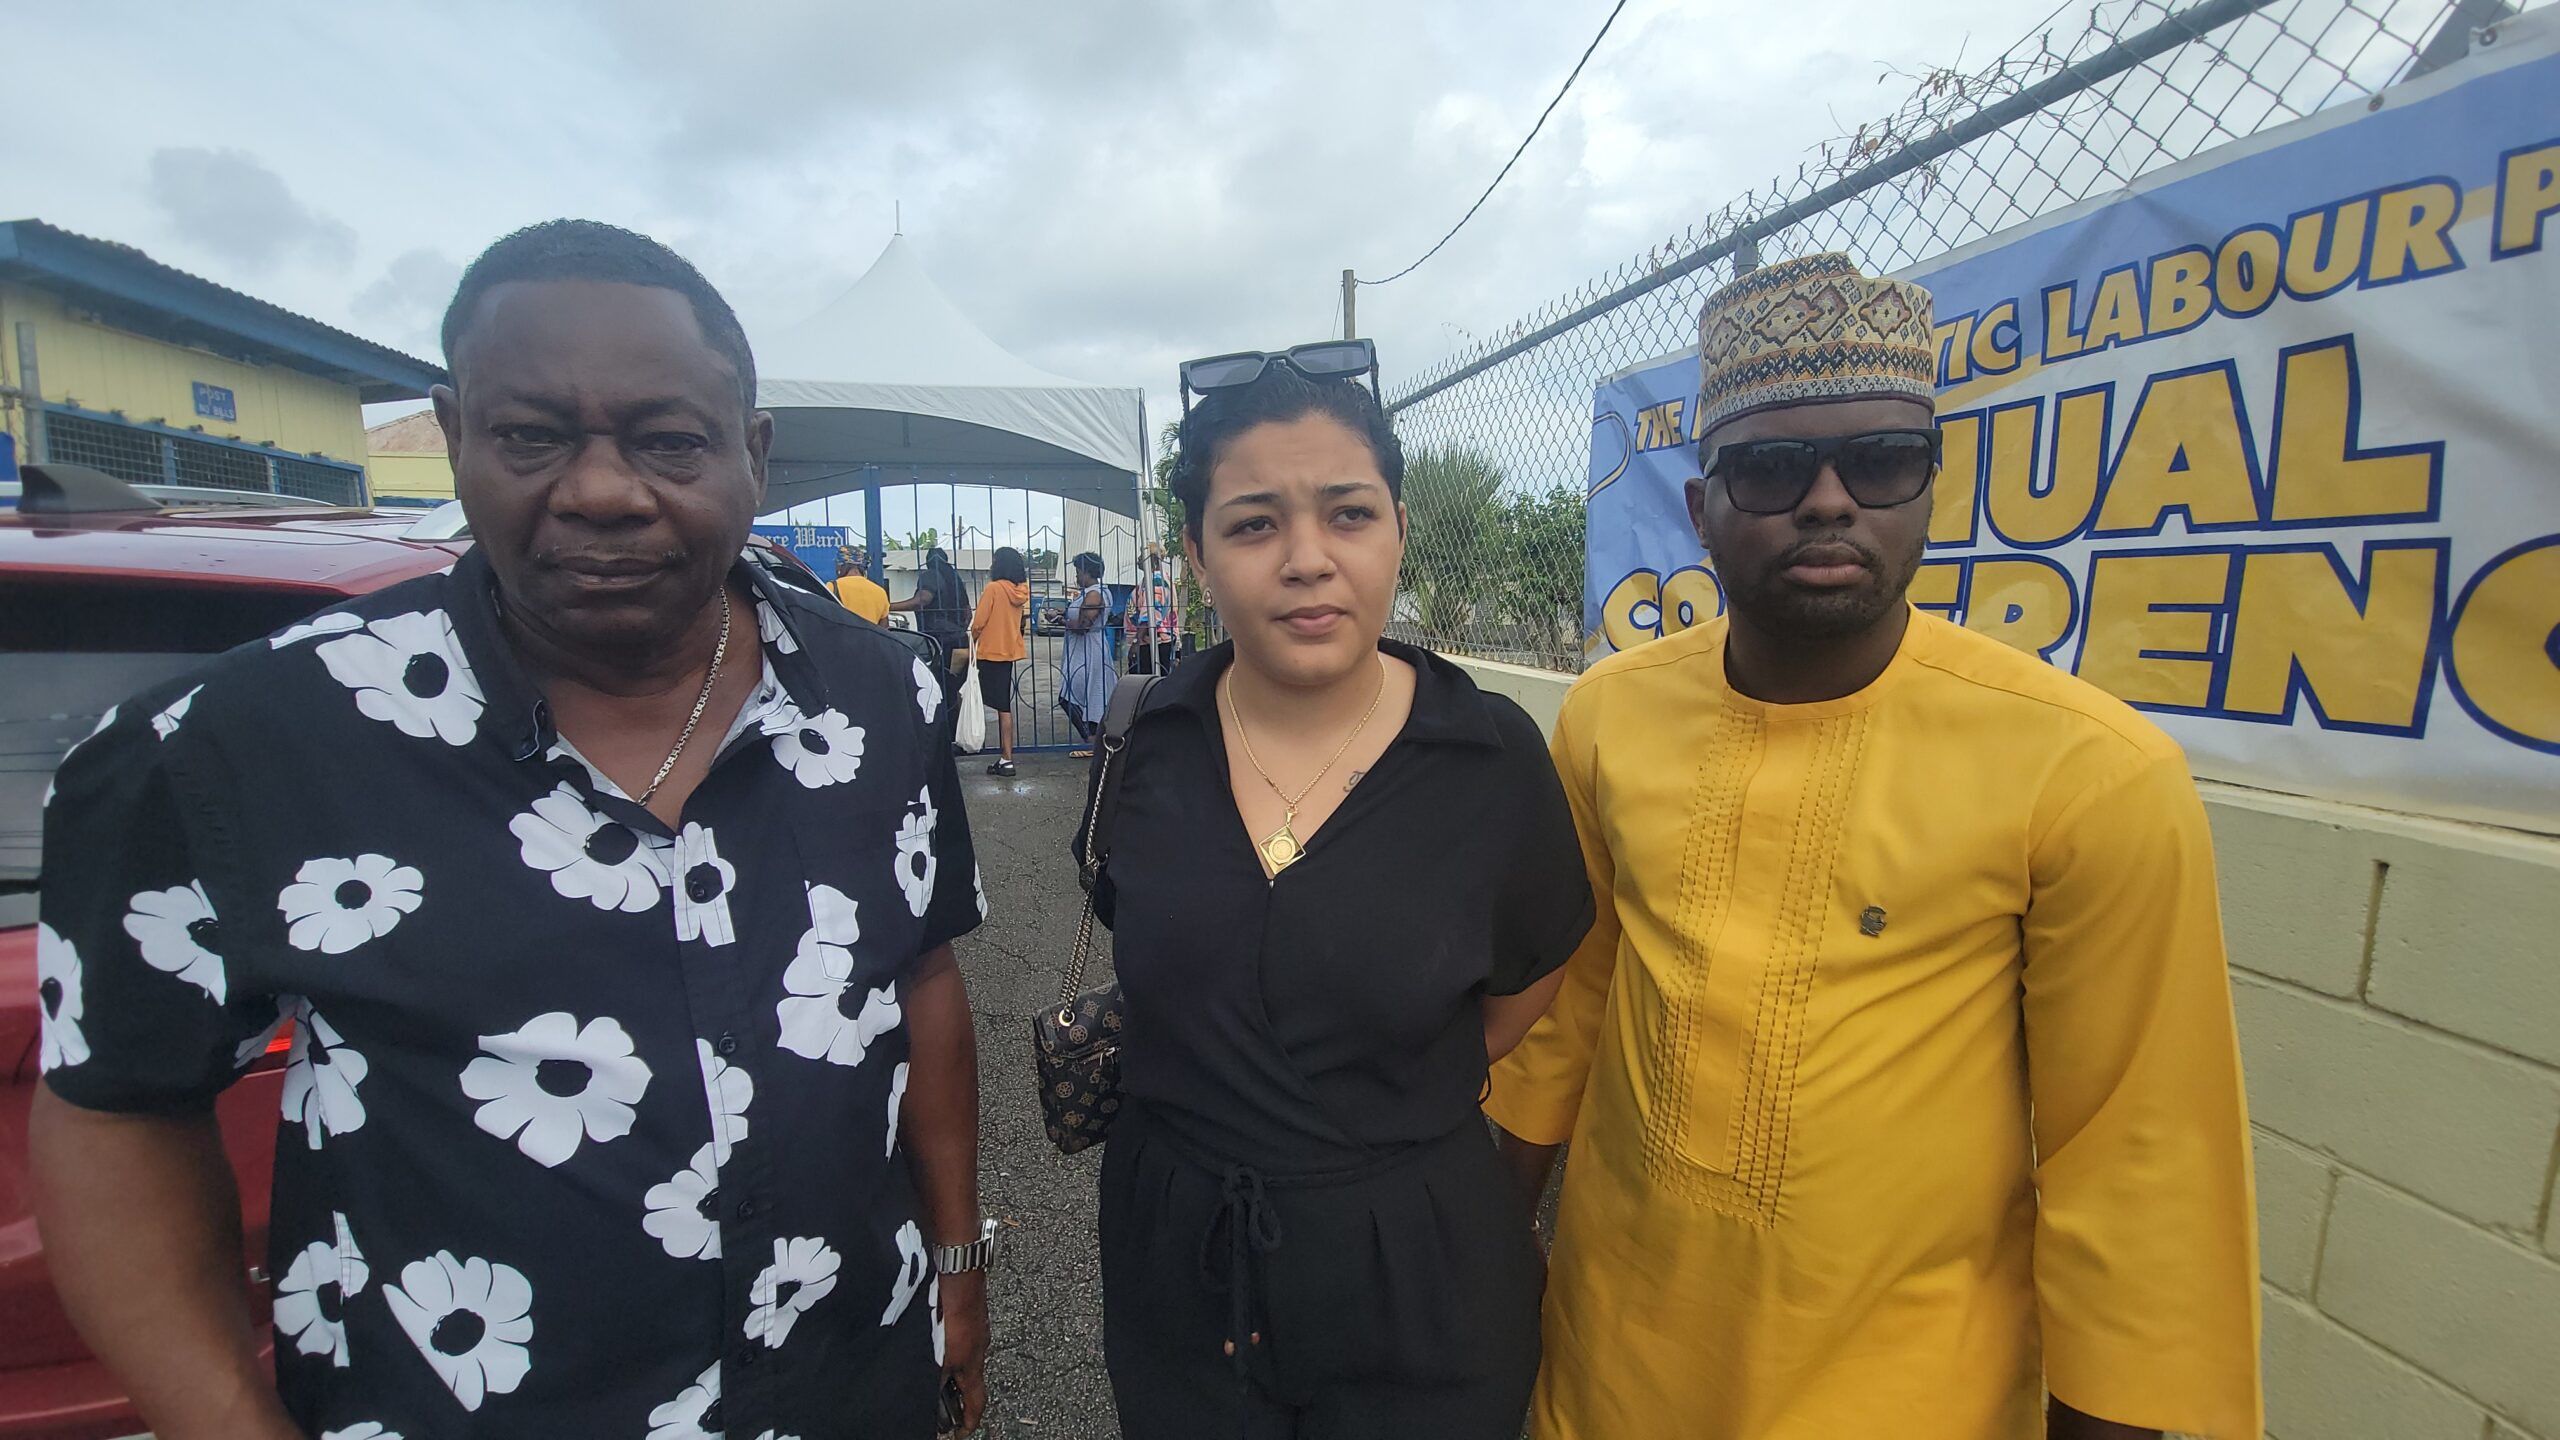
(1179, 339, 1379, 409)
(1704, 427, 1943, 515)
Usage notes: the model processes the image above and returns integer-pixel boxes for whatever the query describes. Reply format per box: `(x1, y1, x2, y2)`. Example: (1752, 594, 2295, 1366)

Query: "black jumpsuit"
(1081, 640, 1595, 1439)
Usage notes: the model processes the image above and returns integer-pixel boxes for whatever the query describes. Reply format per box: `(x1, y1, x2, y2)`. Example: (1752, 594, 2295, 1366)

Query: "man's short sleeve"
(918, 743, 984, 953)
(38, 700, 281, 1116)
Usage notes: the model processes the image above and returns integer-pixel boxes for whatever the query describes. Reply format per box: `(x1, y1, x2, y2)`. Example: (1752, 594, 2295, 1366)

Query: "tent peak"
(755, 235, 1092, 391)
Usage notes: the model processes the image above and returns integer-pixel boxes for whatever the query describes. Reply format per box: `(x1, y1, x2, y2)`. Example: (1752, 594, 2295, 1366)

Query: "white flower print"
(270, 611, 365, 649)
(274, 1211, 369, 1367)
(698, 1039, 753, 1166)
(462, 1012, 654, 1167)
(755, 597, 801, 655)
(932, 1275, 946, 1365)
(752, 1433, 802, 1440)
(973, 863, 988, 922)
(316, 609, 486, 746)
(881, 1219, 930, 1328)
(35, 922, 90, 1073)
(280, 1003, 369, 1149)
(279, 854, 424, 955)
(885, 1061, 910, 1159)
(383, 1250, 534, 1412)
(911, 657, 941, 724)
(123, 881, 227, 1002)
(642, 1142, 723, 1262)
(894, 787, 939, 919)
(150, 684, 201, 741)
(745, 1235, 841, 1350)
(776, 885, 902, 1068)
(673, 823, 738, 948)
(647, 1361, 722, 1440)
(766, 706, 866, 789)
(510, 783, 669, 913)
(320, 1425, 402, 1440)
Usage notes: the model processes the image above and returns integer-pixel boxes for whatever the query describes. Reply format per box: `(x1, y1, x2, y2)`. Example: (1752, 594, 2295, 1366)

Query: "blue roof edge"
(0, 220, 447, 403)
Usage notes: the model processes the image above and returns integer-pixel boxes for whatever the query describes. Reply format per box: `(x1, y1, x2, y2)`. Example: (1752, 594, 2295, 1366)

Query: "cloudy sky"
(7, 0, 2066, 533)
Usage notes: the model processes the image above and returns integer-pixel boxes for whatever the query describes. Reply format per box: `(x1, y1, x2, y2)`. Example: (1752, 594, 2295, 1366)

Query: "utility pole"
(1341, 269, 1357, 340)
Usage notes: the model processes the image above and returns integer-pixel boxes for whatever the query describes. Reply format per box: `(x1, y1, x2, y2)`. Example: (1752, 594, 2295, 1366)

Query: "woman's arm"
(1066, 590, 1105, 634)
(1484, 968, 1569, 1063)
(889, 585, 933, 614)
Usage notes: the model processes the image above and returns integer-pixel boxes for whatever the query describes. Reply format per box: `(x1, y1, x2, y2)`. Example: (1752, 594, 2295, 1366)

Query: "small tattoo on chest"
(1346, 769, 1368, 791)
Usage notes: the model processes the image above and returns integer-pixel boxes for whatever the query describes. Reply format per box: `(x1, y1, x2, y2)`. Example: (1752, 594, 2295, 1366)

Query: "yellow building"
(0, 219, 440, 504)
(365, 408, 455, 506)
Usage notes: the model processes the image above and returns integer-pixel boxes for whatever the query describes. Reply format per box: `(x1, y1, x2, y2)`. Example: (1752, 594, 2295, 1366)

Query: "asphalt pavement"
(953, 751, 1124, 1439)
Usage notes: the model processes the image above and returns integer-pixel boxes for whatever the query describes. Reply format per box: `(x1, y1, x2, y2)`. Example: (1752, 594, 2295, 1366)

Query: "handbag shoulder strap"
(1076, 675, 1161, 892)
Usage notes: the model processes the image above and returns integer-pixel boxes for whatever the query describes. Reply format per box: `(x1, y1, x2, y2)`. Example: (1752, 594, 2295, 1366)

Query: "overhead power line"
(1359, 0, 1630, 288)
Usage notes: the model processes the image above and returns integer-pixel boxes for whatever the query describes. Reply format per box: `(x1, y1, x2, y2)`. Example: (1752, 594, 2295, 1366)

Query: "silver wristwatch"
(932, 1218, 999, 1275)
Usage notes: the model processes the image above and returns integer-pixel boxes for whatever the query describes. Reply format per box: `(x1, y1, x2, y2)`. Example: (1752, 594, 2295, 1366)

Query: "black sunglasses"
(1179, 339, 1379, 409)
(1704, 427, 1943, 515)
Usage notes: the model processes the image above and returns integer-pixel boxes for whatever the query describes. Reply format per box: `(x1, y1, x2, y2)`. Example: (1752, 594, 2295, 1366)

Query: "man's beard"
(1714, 530, 1925, 640)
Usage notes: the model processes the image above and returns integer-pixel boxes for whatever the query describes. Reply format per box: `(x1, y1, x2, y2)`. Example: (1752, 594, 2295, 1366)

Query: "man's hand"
(938, 1268, 990, 1435)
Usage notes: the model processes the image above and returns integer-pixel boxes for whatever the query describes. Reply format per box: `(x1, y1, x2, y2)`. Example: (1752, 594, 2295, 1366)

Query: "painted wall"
(1452, 651, 2560, 1440)
(366, 450, 455, 503)
(0, 282, 366, 463)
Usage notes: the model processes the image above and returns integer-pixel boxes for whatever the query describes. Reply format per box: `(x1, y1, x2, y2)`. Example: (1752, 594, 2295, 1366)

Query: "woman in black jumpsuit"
(1079, 352, 1594, 1438)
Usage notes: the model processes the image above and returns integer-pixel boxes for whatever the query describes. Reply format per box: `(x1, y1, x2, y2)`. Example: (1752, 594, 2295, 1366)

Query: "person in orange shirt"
(829, 546, 891, 622)
(972, 546, 1031, 776)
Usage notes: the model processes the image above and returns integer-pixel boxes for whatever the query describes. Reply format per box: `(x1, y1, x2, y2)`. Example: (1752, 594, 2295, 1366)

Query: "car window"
(1, 582, 334, 919)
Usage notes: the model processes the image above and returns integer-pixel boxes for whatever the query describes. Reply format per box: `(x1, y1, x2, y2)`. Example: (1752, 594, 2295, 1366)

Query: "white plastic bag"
(954, 663, 987, 753)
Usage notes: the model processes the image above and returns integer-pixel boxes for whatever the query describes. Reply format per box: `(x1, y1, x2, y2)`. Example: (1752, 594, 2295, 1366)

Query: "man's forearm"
(901, 944, 982, 1245)
(28, 1090, 296, 1440)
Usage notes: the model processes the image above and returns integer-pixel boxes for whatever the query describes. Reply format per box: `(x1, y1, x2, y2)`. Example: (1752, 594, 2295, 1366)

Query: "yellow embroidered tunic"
(1487, 610, 2261, 1440)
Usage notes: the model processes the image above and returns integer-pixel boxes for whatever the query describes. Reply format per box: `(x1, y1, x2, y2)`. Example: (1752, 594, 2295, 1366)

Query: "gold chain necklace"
(639, 592, 732, 805)
(1221, 655, 1386, 877)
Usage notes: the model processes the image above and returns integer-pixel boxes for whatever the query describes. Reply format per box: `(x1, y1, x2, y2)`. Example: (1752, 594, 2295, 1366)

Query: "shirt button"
(687, 867, 722, 903)
(736, 1344, 759, 1367)
(716, 1033, 740, 1057)
(736, 1197, 758, 1220)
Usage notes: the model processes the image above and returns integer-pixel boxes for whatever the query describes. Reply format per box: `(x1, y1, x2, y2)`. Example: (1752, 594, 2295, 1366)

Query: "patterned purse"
(1033, 675, 1158, 1155)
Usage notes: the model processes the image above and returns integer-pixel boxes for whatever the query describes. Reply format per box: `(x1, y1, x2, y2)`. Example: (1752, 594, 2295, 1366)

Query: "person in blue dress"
(1059, 551, 1118, 756)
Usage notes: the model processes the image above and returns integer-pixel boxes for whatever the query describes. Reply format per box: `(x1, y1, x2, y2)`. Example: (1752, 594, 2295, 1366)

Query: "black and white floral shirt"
(37, 547, 982, 1440)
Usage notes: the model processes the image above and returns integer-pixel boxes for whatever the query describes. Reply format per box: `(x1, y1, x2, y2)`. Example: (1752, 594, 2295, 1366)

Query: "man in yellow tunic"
(1488, 253, 2262, 1440)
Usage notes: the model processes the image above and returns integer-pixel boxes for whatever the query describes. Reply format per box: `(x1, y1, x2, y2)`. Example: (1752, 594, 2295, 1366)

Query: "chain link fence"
(1386, 0, 2529, 672)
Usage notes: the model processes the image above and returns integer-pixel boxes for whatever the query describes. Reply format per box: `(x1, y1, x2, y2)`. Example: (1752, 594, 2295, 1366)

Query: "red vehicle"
(0, 464, 467, 1438)
(0, 464, 844, 1438)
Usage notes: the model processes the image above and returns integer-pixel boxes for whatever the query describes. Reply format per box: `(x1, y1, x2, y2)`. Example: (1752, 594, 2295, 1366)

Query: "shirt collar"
(446, 546, 831, 764)
(1146, 636, 1503, 749)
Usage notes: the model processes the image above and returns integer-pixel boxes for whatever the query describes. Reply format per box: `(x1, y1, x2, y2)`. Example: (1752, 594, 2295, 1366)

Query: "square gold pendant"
(1258, 827, 1304, 875)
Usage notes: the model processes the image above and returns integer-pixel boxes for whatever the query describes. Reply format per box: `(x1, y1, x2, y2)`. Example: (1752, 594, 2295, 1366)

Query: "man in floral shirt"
(30, 221, 991, 1439)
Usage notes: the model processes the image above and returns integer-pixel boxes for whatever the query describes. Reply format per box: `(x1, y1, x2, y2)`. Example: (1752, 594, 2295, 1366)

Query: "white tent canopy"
(753, 237, 1148, 520)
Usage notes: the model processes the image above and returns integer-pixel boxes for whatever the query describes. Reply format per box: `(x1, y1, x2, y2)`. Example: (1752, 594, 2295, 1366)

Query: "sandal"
(1069, 748, 1095, 760)
(987, 758, 1017, 777)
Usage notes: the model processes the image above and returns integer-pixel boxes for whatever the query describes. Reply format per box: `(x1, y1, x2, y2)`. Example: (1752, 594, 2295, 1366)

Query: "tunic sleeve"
(2023, 748, 2262, 1438)
(1482, 684, 1619, 1146)
(1484, 701, 1595, 996)
(39, 698, 282, 1116)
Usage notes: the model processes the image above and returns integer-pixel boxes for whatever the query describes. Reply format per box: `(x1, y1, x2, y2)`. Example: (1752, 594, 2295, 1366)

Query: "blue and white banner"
(1582, 14, 2560, 832)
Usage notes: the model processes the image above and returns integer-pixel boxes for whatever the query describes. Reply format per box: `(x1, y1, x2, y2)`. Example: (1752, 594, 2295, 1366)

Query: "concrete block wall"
(1450, 654, 2560, 1440)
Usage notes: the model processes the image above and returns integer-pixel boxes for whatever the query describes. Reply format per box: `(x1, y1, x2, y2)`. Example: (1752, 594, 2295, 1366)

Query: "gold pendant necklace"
(1222, 656, 1387, 878)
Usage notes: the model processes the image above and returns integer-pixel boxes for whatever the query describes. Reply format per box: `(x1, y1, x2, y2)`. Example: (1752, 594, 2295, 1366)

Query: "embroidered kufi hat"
(1696, 252, 1936, 438)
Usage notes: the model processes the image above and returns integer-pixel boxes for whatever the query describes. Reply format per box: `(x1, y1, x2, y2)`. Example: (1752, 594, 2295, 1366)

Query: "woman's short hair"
(991, 547, 1028, 584)
(1172, 366, 1404, 542)
(1072, 551, 1105, 580)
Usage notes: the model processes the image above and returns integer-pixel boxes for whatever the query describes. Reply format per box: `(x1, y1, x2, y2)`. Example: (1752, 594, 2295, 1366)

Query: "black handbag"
(1032, 675, 1158, 1155)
